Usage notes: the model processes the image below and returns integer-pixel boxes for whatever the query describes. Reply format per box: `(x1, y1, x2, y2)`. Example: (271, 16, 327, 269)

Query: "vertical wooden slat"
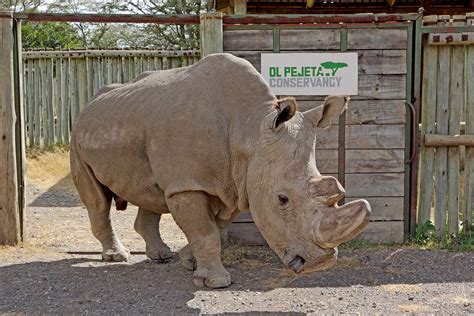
(13, 19, 25, 241)
(171, 56, 181, 69)
(69, 58, 78, 127)
(418, 44, 438, 226)
(33, 58, 40, 145)
(22, 60, 28, 144)
(77, 57, 87, 113)
(40, 58, 48, 145)
(447, 46, 464, 236)
(27, 60, 34, 146)
(46, 58, 54, 145)
(55, 57, 63, 143)
(464, 45, 474, 234)
(86, 56, 94, 100)
(155, 56, 162, 70)
(92, 57, 100, 94)
(101, 56, 107, 86)
(134, 56, 140, 78)
(118, 57, 124, 83)
(62, 58, 70, 144)
(123, 56, 129, 83)
(434, 46, 450, 239)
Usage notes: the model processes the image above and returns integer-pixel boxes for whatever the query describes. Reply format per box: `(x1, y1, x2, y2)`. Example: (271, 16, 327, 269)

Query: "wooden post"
(0, 12, 24, 245)
(465, 45, 474, 234)
(233, 0, 247, 14)
(417, 43, 438, 226)
(200, 12, 223, 57)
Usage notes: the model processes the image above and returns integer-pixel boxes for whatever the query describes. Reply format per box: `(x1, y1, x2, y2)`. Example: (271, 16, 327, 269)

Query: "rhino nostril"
(288, 255, 305, 273)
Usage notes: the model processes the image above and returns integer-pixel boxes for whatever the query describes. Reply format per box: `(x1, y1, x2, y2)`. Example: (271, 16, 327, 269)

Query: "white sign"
(261, 53, 358, 95)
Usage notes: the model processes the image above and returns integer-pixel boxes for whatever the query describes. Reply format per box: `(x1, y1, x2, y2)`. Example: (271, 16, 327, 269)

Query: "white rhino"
(70, 53, 371, 288)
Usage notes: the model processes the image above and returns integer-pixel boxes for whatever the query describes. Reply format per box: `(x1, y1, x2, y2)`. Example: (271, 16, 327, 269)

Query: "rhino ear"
(272, 97, 298, 129)
(303, 96, 349, 128)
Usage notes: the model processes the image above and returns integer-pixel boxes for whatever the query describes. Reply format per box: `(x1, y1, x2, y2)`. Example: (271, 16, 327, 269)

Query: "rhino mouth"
(287, 248, 337, 274)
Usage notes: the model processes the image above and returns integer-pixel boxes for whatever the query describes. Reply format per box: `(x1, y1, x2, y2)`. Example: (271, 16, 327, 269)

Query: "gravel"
(0, 180, 472, 314)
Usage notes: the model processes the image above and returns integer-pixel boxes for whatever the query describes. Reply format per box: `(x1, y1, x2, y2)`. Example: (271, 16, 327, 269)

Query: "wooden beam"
(200, 12, 223, 57)
(425, 134, 474, 147)
(0, 12, 21, 245)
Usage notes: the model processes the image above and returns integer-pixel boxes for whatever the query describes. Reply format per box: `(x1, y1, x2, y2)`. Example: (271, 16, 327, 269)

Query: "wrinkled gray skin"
(70, 53, 371, 288)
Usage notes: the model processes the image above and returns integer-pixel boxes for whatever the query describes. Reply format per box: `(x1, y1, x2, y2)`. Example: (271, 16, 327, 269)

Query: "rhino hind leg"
(70, 151, 130, 262)
(168, 191, 231, 288)
(134, 208, 173, 261)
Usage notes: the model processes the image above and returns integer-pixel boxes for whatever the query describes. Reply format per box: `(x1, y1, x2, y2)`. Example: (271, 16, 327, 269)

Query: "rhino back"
(72, 53, 275, 211)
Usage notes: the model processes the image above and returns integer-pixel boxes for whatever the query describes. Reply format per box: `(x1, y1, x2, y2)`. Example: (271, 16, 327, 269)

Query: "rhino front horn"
(313, 199, 371, 248)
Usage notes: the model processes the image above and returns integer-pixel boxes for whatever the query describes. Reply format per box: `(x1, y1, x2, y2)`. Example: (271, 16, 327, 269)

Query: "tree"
(0, 0, 43, 12)
(47, 0, 118, 47)
(22, 21, 82, 49)
(114, 0, 207, 49)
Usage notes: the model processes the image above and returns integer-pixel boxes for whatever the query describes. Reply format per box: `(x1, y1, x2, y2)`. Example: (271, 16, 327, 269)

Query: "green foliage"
(414, 220, 473, 252)
(21, 21, 82, 49)
(415, 220, 436, 244)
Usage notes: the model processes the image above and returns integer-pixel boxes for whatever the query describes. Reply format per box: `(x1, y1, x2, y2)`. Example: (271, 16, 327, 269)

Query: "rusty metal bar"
(0, 12, 200, 24)
(223, 13, 420, 25)
(0, 12, 420, 25)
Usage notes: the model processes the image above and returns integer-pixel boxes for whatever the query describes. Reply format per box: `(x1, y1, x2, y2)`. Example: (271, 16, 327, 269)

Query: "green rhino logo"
(321, 61, 349, 76)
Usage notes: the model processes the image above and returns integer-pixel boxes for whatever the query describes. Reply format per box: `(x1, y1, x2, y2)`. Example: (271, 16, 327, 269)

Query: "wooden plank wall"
(224, 27, 408, 244)
(418, 14, 474, 239)
(22, 49, 200, 147)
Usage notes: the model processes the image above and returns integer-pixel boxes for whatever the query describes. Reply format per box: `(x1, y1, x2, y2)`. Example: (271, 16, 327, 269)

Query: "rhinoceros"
(70, 53, 371, 288)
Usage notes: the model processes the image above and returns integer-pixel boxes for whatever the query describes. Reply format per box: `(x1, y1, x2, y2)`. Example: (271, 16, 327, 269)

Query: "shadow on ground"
(29, 175, 82, 207)
(0, 248, 472, 314)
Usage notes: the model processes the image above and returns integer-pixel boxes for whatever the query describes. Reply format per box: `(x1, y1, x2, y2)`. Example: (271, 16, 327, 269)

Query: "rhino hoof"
(146, 246, 173, 262)
(102, 248, 130, 262)
(193, 269, 231, 288)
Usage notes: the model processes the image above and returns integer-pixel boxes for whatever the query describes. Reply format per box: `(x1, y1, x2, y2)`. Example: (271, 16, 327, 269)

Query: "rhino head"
(246, 96, 371, 274)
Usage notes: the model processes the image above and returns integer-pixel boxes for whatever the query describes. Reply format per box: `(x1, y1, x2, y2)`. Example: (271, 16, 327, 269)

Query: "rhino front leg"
(134, 208, 173, 261)
(179, 211, 241, 271)
(168, 191, 231, 288)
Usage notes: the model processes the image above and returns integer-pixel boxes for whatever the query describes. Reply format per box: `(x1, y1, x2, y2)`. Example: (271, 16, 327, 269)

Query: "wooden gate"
(417, 14, 474, 239)
(220, 14, 422, 243)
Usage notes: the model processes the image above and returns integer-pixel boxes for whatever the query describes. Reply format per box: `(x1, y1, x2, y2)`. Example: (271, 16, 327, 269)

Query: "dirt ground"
(0, 150, 473, 314)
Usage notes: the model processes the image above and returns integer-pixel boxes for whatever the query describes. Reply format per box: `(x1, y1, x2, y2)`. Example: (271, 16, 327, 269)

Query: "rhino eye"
(278, 194, 289, 205)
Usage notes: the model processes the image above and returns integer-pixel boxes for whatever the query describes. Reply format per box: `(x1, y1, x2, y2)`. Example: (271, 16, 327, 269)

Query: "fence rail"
(418, 14, 474, 238)
(22, 49, 200, 147)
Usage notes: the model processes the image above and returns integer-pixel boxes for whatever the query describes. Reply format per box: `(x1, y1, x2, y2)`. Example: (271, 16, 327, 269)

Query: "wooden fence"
(417, 14, 474, 238)
(22, 49, 200, 147)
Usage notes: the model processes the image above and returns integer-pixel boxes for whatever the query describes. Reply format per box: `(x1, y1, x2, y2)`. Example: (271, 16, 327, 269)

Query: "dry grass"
(26, 147, 74, 190)
(223, 245, 276, 268)
(336, 256, 361, 269)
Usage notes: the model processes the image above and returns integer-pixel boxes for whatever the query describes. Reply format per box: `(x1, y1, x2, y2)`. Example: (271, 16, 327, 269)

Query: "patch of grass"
(26, 145, 73, 190)
(223, 245, 277, 268)
(413, 220, 473, 252)
(338, 238, 394, 250)
(26, 143, 70, 159)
